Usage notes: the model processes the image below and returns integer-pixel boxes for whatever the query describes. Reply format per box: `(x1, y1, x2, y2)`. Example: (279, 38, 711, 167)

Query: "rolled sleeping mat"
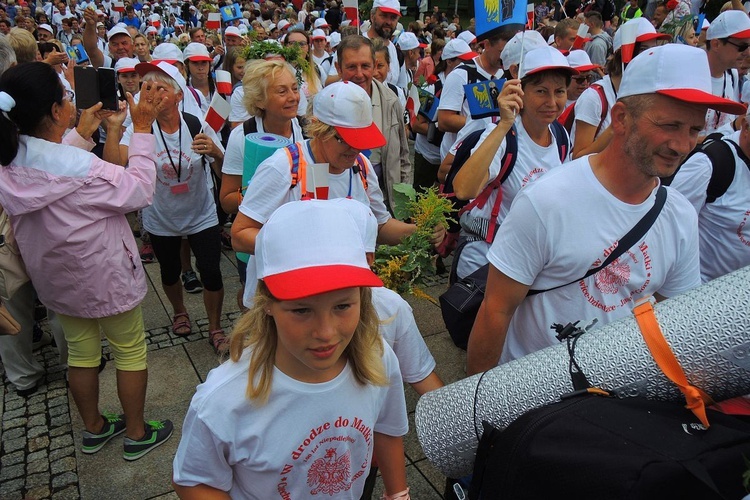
(416, 265, 750, 478)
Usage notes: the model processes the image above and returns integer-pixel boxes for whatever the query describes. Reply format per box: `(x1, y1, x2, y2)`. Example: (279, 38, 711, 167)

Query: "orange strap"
(633, 299, 714, 427)
(284, 144, 310, 199)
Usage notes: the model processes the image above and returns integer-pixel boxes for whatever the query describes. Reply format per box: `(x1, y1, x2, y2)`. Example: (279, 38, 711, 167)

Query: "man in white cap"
(37, 23, 54, 42)
(395, 31, 425, 87)
(224, 26, 245, 48)
(467, 44, 746, 374)
(311, 28, 333, 78)
(365, 0, 402, 86)
(83, 8, 135, 68)
(703, 10, 750, 135)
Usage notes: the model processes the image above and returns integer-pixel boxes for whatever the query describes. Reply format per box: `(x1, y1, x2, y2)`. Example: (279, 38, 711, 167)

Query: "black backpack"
(662, 134, 741, 204)
(470, 394, 750, 500)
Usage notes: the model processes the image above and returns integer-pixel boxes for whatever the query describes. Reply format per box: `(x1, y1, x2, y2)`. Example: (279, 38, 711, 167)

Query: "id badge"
(171, 182, 190, 195)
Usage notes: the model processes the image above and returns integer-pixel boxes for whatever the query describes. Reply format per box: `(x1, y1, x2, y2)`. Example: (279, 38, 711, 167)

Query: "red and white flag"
(215, 70, 233, 95)
(405, 82, 421, 125)
(526, 3, 534, 30)
(572, 23, 589, 50)
(112, 1, 125, 12)
(205, 12, 221, 30)
(203, 93, 231, 133)
(310, 163, 329, 200)
(343, 0, 359, 26)
(619, 21, 639, 64)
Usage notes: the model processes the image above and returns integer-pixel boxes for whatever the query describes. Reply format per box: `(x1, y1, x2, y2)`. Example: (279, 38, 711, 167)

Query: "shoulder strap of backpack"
(444, 127, 486, 195)
(459, 63, 481, 85)
(354, 154, 369, 190)
(550, 120, 570, 162)
(187, 86, 202, 106)
(558, 100, 577, 134)
(592, 84, 608, 137)
(703, 138, 739, 204)
(243, 117, 259, 136)
(286, 142, 311, 198)
(662, 132, 725, 187)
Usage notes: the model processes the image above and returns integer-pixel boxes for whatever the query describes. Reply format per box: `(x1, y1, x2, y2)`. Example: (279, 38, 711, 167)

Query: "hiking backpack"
(558, 83, 608, 136)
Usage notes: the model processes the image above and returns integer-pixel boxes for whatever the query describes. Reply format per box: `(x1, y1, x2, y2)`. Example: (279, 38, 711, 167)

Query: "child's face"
(269, 287, 360, 383)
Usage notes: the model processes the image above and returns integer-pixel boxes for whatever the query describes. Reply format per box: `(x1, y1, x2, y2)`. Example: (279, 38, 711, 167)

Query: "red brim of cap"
(419, 43, 428, 48)
(336, 123, 387, 150)
(636, 32, 672, 43)
(135, 62, 163, 77)
(225, 34, 241, 38)
(730, 28, 750, 38)
(458, 51, 480, 60)
(573, 63, 600, 72)
(378, 6, 401, 15)
(117, 68, 137, 73)
(263, 265, 383, 300)
(187, 55, 213, 62)
(150, 58, 178, 65)
(524, 65, 580, 77)
(657, 89, 748, 115)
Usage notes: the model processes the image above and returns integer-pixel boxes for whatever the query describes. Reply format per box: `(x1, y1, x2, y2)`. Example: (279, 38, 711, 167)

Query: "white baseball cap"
(446, 23, 457, 32)
(500, 30, 548, 69)
(152, 42, 184, 63)
(397, 32, 425, 51)
(107, 25, 132, 39)
(38, 23, 54, 34)
(314, 18, 329, 28)
(312, 28, 326, 40)
(238, 24, 249, 35)
(441, 38, 479, 60)
(566, 49, 600, 72)
(329, 31, 342, 48)
(613, 17, 671, 51)
(255, 200, 383, 300)
(225, 26, 242, 38)
(373, 0, 401, 16)
(115, 57, 139, 73)
(706, 10, 750, 40)
(618, 44, 747, 115)
(183, 42, 212, 62)
(135, 60, 188, 92)
(277, 19, 290, 31)
(519, 45, 578, 79)
(457, 30, 476, 45)
(313, 81, 386, 150)
(330, 198, 378, 252)
(145, 26, 158, 34)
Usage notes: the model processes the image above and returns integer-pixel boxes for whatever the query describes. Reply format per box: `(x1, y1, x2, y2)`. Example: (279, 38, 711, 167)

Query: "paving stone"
(47, 388, 68, 399)
(52, 471, 78, 489)
(50, 434, 73, 450)
(27, 393, 45, 406)
(3, 407, 25, 420)
(0, 478, 24, 497)
(49, 447, 74, 463)
(28, 435, 50, 452)
(28, 402, 46, 414)
(3, 416, 27, 429)
(48, 379, 67, 390)
(50, 456, 77, 476)
(0, 463, 24, 481)
(49, 404, 67, 417)
(3, 436, 25, 452)
(27, 449, 49, 463)
(4, 397, 25, 411)
(26, 472, 50, 488)
(1, 450, 24, 467)
(52, 485, 80, 500)
(48, 395, 67, 408)
(27, 459, 50, 474)
(26, 486, 51, 500)
(147, 343, 159, 351)
(1, 426, 25, 441)
(151, 333, 169, 343)
(50, 424, 71, 438)
(51, 414, 70, 427)
(28, 425, 49, 438)
(27, 413, 47, 428)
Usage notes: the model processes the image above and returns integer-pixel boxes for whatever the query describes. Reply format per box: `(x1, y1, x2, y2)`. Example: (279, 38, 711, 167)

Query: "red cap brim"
(731, 29, 750, 38)
(117, 67, 137, 73)
(636, 32, 672, 43)
(573, 64, 600, 72)
(458, 51, 480, 60)
(187, 55, 213, 62)
(336, 122, 387, 150)
(657, 89, 748, 115)
(263, 265, 383, 300)
(419, 43, 428, 48)
(378, 6, 401, 15)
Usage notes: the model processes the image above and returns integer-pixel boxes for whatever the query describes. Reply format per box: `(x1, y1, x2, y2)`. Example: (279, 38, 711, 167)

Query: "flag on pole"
(112, 1, 125, 12)
(206, 12, 221, 30)
(215, 70, 233, 95)
(310, 163, 329, 200)
(203, 93, 231, 133)
(343, 0, 359, 26)
(220, 3, 242, 22)
(474, 0, 527, 41)
(619, 21, 639, 64)
(526, 3, 534, 30)
(405, 82, 421, 125)
(572, 23, 589, 49)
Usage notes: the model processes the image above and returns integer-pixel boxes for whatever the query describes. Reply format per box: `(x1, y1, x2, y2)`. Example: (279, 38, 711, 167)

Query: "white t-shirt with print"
(704, 69, 740, 136)
(569, 75, 616, 153)
(222, 117, 305, 177)
(372, 287, 436, 385)
(456, 116, 570, 279)
(121, 118, 223, 236)
(669, 131, 750, 282)
(172, 343, 408, 499)
(487, 156, 701, 364)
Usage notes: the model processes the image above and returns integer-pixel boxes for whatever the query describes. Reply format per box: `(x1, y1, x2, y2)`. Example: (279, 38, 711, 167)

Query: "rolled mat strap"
(633, 299, 714, 427)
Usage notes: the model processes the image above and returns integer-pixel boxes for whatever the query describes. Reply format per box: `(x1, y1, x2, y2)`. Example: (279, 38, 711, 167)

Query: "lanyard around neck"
(156, 120, 182, 182)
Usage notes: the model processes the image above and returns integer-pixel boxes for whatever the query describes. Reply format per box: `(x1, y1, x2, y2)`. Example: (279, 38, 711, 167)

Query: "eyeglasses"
(724, 39, 750, 52)
(286, 40, 308, 47)
(332, 133, 354, 148)
(63, 89, 75, 102)
(571, 75, 594, 83)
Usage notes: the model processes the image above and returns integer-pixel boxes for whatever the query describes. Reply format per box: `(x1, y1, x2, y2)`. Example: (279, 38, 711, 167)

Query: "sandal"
(171, 312, 192, 337)
(208, 329, 229, 355)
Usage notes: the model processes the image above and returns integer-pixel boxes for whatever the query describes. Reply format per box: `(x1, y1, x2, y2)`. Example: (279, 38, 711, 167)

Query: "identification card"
(170, 182, 190, 195)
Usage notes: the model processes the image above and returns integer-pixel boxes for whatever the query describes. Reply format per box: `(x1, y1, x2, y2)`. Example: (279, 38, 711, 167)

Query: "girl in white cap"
(173, 200, 410, 500)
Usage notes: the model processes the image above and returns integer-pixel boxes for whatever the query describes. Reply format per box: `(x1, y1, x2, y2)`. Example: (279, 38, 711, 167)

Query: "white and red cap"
(277, 19, 290, 31)
(500, 30, 548, 69)
(706, 10, 750, 40)
(38, 23, 54, 34)
(441, 38, 478, 61)
(135, 60, 188, 92)
(145, 25, 158, 34)
(183, 42, 212, 61)
(314, 18, 329, 29)
(152, 42, 184, 63)
(613, 17, 671, 51)
(397, 32, 426, 50)
(114, 57, 139, 73)
(519, 45, 578, 79)
(312, 28, 326, 40)
(373, 0, 401, 16)
(224, 26, 242, 38)
(566, 49, 600, 72)
(107, 24, 132, 39)
(256, 200, 383, 300)
(701, 19, 710, 31)
(329, 31, 342, 48)
(618, 44, 747, 115)
(313, 81, 386, 150)
(457, 30, 476, 45)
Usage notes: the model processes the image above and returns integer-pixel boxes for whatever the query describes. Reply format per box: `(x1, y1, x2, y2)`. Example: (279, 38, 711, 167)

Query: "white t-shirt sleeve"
(656, 202, 701, 298)
(222, 125, 245, 176)
(374, 344, 409, 437)
(229, 87, 251, 123)
(668, 153, 711, 214)
(437, 69, 467, 112)
(573, 85, 606, 127)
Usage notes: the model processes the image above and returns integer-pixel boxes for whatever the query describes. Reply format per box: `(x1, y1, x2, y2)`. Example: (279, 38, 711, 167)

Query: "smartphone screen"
(73, 66, 100, 110)
(98, 68, 119, 111)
